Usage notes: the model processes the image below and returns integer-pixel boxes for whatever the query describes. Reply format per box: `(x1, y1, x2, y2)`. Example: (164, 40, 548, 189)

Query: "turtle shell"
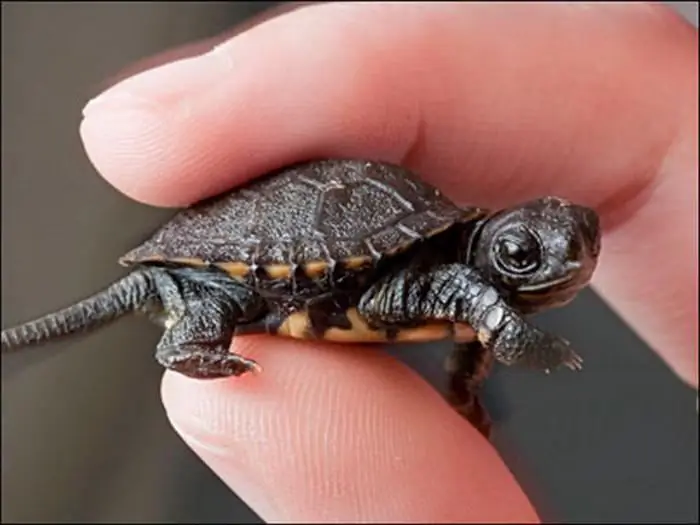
(120, 159, 483, 286)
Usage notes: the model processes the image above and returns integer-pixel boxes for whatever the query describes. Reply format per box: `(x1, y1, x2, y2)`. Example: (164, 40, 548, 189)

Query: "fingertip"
(78, 3, 424, 207)
(79, 51, 244, 207)
(160, 337, 539, 523)
(80, 107, 177, 206)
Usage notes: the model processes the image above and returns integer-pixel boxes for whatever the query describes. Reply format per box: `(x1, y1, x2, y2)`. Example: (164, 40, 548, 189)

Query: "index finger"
(79, 2, 697, 385)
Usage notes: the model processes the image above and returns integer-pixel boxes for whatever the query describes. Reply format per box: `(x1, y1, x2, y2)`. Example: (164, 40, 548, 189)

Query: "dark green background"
(2, 2, 697, 522)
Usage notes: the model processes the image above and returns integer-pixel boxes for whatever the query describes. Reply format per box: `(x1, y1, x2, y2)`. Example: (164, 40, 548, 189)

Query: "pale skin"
(78, 3, 697, 523)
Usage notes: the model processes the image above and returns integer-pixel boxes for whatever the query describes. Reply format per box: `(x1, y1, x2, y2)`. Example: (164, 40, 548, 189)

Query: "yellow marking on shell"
(169, 257, 209, 267)
(342, 256, 374, 270)
(216, 261, 252, 277)
(276, 308, 476, 344)
(220, 263, 295, 280)
(264, 264, 293, 280)
(303, 261, 329, 278)
(120, 255, 210, 267)
(122, 256, 254, 279)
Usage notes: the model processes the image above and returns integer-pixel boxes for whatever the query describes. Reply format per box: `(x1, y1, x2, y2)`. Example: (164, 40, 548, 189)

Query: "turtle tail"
(1, 269, 158, 352)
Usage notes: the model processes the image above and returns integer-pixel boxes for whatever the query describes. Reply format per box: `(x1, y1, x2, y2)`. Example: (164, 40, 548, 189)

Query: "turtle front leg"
(153, 268, 264, 379)
(357, 263, 583, 373)
(445, 341, 494, 438)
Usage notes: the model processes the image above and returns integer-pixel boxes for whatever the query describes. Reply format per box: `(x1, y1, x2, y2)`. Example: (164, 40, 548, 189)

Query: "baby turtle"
(2, 159, 601, 436)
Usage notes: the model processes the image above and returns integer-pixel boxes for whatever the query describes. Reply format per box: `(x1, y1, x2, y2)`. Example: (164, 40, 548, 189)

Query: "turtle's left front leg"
(357, 263, 583, 372)
(357, 263, 581, 434)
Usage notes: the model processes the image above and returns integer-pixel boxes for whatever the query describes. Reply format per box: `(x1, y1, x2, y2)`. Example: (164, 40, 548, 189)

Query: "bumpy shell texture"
(120, 159, 474, 271)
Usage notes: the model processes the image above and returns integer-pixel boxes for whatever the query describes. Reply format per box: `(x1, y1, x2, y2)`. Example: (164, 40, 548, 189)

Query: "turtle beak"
(572, 205, 601, 259)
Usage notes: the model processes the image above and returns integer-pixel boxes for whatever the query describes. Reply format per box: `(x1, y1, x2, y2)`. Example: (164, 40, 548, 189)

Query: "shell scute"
(120, 160, 480, 278)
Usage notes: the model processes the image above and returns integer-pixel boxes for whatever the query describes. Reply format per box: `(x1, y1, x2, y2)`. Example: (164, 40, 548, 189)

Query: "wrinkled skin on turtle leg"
(357, 262, 583, 431)
(1, 265, 266, 379)
(444, 341, 494, 438)
(357, 263, 583, 372)
(152, 267, 265, 379)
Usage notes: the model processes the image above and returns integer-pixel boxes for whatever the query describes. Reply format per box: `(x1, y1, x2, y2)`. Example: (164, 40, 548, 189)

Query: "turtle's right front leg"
(445, 341, 494, 438)
(153, 269, 264, 379)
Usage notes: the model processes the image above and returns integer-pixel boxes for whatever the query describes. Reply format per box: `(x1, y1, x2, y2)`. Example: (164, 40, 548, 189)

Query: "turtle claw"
(156, 343, 261, 380)
(544, 350, 583, 374)
(490, 314, 585, 374)
(548, 336, 584, 372)
(515, 330, 585, 374)
(564, 350, 584, 372)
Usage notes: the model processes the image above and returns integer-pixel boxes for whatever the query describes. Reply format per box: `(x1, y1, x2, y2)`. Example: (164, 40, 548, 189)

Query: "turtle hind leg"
(155, 312, 262, 379)
(154, 267, 264, 379)
(445, 341, 494, 438)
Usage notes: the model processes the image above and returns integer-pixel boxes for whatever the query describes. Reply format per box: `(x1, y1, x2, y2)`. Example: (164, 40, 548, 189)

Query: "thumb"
(161, 336, 539, 523)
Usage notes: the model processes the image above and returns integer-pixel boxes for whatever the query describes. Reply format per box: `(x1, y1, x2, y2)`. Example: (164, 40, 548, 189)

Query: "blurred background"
(2, 2, 697, 523)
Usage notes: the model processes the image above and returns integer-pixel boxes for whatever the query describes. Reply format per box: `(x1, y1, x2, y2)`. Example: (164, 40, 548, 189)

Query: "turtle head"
(470, 197, 601, 314)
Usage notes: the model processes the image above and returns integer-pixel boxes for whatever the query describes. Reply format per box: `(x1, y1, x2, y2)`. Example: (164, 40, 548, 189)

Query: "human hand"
(79, 3, 697, 522)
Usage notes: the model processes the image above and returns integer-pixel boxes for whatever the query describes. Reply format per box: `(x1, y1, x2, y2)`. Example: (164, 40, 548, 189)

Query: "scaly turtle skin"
(1, 159, 602, 437)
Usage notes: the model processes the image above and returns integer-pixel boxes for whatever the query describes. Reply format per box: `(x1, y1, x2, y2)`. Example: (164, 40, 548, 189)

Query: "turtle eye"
(493, 229, 541, 275)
